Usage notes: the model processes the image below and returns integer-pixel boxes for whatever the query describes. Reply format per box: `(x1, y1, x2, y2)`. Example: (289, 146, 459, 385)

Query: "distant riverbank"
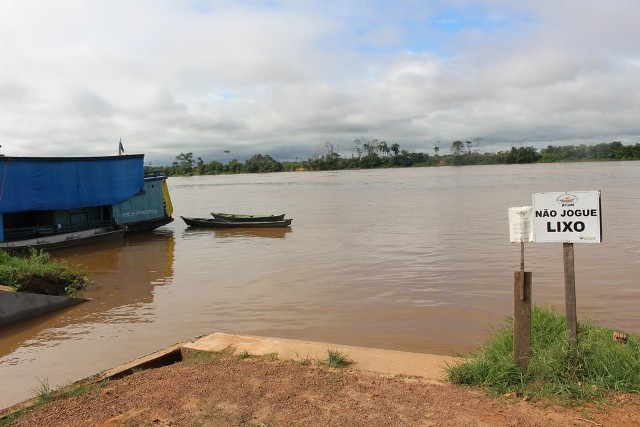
(147, 141, 640, 176)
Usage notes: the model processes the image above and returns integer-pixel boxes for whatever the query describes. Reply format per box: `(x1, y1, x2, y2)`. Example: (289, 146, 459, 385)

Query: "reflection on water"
(0, 231, 175, 353)
(0, 231, 175, 406)
(183, 227, 292, 239)
(1, 162, 639, 409)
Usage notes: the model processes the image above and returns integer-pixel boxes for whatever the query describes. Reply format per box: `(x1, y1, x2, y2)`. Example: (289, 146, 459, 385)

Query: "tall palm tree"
(380, 141, 390, 157)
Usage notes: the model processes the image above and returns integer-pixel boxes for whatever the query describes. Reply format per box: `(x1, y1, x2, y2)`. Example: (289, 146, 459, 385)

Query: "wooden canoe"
(182, 216, 292, 228)
(211, 212, 286, 222)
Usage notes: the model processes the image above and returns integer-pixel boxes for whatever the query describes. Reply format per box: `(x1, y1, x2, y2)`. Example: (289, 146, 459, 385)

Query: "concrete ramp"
(183, 332, 458, 381)
(0, 286, 88, 326)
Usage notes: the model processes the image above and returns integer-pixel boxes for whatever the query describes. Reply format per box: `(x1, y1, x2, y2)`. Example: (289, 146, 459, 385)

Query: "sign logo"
(556, 193, 578, 205)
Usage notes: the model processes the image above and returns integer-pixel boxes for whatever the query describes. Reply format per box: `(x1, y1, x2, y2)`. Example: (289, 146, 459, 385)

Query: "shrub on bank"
(0, 249, 91, 296)
(447, 306, 640, 402)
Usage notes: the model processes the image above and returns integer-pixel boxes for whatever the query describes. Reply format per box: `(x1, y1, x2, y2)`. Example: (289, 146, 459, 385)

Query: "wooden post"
(519, 241, 525, 300)
(563, 242, 578, 349)
(513, 271, 532, 369)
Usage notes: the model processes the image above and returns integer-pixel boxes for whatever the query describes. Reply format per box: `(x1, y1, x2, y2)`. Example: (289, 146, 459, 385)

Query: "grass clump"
(31, 378, 53, 403)
(323, 348, 353, 368)
(297, 354, 313, 366)
(265, 352, 279, 362)
(0, 249, 91, 296)
(447, 306, 640, 402)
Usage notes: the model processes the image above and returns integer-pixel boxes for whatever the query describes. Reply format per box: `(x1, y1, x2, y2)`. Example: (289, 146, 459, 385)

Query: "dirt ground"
(13, 274, 71, 296)
(4, 355, 640, 427)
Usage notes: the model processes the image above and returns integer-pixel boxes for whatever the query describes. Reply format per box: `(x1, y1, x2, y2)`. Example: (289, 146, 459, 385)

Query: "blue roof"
(0, 155, 145, 214)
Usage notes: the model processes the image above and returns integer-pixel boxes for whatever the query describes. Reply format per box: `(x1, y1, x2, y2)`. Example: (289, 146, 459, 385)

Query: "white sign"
(508, 206, 533, 243)
(532, 191, 602, 243)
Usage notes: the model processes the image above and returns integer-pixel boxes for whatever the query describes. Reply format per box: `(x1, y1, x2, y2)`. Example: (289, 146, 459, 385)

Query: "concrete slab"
(0, 287, 89, 326)
(182, 333, 459, 382)
(95, 341, 191, 381)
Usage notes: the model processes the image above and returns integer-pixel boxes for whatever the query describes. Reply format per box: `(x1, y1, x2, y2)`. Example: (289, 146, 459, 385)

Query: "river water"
(1, 161, 639, 408)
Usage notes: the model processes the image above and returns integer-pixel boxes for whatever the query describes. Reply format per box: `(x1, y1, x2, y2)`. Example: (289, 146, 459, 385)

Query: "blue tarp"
(0, 155, 145, 214)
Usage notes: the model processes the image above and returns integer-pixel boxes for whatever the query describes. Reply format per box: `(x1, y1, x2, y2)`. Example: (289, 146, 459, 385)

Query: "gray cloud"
(1, 0, 638, 164)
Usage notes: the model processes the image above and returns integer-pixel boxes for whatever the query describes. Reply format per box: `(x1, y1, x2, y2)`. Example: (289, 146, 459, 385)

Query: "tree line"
(146, 140, 640, 176)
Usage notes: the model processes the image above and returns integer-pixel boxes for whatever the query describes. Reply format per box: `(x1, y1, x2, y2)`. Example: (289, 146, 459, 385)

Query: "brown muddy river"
(1, 162, 639, 408)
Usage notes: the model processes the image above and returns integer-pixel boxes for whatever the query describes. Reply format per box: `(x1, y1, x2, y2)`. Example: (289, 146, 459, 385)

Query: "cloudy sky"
(1, 0, 638, 165)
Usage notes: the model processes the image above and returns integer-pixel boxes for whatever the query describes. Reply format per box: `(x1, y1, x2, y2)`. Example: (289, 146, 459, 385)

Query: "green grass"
(0, 249, 91, 295)
(31, 378, 53, 403)
(237, 350, 251, 360)
(294, 353, 313, 366)
(0, 378, 110, 426)
(323, 348, 353, 368)
(447, 306, 640, 403)
(264, 352, 279, 362)
(0, 406, 33, 426)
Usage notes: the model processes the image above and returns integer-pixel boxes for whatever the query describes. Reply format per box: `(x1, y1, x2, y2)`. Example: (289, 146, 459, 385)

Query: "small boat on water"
(211, 212, 286, 222)
(182, 216, 292, 228)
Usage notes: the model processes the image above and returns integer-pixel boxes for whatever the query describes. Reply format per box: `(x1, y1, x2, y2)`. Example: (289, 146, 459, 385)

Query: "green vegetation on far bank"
(0, 249, 91, 296)
(148, 140, 640, 176)
(447, 306, 640, 403)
